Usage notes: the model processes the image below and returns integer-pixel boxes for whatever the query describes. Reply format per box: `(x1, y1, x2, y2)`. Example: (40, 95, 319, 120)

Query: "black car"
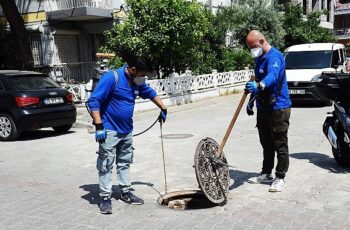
(0, 70, 77, 141)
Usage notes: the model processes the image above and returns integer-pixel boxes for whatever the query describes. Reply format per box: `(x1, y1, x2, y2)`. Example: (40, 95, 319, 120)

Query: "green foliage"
(104, 0, 336, 76)
(220, 48, 253, 71)
(106, 0, 211, 76)
(220, 0, 286, 50)
(108, 56, 124, 69)
(283, 4, 335, 49)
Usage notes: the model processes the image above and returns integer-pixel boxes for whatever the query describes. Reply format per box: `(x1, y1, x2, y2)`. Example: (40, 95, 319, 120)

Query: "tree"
(0, 0, 34, 70)
(283, 4, 335, 49)
(216, 0, 285, 50)
(105, 0, 212, 76)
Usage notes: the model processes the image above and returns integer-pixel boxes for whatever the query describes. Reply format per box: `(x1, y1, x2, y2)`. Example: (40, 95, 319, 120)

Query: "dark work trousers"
(256, 108, 291, 179)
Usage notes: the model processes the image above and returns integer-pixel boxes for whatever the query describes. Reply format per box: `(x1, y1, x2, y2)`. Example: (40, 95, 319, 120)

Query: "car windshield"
(10, 75, 61, 90)
(285, 51, 332, 69)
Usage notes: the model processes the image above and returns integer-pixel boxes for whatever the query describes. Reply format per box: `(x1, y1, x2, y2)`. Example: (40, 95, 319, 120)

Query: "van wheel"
(0, 113, 20, 141)
(53, 124, 72, 133)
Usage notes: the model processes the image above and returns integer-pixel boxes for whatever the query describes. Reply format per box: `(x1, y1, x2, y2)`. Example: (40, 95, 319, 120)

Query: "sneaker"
(269, 178, 285, 192)
(99, 197, 112, 214)
(247, 173, 273, 184)
(120, 191, 144, 205)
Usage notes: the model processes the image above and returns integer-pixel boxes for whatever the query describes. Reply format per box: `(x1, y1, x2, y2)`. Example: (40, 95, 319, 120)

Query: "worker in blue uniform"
(87, 56, 167, 214)
(245, 30, 292, 192)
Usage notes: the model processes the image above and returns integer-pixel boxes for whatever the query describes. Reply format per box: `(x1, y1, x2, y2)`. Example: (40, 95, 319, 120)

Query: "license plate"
(44, 97, 64, 105)
(289, 89, 305, 95)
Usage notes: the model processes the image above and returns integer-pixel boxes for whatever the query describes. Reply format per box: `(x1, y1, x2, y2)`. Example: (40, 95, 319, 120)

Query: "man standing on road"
(245, 30, 292, 192)
(87, 56, 167, 214)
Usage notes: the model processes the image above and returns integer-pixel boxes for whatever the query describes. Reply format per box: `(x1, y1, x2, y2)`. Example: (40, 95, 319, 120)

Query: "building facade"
(333, 0, 350, 48)
(0, 0, 126, 83)
(285, 0, 335, 29)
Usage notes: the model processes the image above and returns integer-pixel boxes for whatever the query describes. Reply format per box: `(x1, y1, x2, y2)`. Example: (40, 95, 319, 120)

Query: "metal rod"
(160, 121, 168, 194)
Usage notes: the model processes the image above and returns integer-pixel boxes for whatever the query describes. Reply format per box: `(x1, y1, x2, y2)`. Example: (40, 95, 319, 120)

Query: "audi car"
(0, 70, 77, 141)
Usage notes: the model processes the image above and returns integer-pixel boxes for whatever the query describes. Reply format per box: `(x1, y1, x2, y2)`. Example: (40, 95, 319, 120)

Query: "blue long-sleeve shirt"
(87, 64, 157, 134)
(254, 47, 291, 110)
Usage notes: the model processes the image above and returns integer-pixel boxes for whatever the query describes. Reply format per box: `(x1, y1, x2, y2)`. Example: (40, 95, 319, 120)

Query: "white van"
(284, 43, 347, 104)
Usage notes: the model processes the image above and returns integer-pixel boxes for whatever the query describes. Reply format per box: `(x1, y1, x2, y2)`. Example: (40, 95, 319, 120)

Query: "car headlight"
(311, 74, 322, 83)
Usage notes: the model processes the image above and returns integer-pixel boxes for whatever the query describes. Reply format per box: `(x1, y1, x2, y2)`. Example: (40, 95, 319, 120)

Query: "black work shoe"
(120, 191, 144, 205)
(99, 197, 112, 214)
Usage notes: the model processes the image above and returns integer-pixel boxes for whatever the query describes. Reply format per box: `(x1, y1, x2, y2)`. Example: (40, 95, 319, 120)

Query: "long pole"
(160, 121, 168, 194)
(216, 76, 255, 157)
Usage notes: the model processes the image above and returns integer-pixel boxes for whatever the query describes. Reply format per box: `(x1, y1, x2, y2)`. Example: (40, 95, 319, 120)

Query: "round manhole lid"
(194, 137, 229, 205)
(161, 134, 194, 139)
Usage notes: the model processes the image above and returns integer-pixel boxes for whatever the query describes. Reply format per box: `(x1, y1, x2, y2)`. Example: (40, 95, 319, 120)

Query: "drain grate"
(161, 134, 193, 139)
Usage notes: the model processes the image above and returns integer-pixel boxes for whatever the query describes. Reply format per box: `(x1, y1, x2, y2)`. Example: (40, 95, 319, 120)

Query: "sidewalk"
(0, 93, 348, 230)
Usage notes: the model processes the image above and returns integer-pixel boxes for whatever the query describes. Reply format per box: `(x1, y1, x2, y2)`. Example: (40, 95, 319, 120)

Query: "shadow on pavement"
(79, 184, 100, 206)
(229, 169, 259, 190)
(80, 181, 159, 206)
(290, 152, 350, 174)
(17, 130, 74, 141)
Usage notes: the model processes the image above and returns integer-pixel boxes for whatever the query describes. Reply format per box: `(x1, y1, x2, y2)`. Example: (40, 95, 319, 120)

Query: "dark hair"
(126, 56, 153, 72)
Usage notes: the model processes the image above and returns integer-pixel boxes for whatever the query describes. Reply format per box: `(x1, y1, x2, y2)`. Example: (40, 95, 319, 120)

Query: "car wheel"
(0, 113, 20, 141)
(52, 124, 72, 133)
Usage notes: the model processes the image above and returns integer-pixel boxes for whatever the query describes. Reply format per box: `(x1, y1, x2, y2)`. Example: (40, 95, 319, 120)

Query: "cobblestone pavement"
(1, 93, 350, 230)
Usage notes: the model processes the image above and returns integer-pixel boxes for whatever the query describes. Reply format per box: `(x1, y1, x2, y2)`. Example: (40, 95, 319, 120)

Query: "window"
(332, 50, 342, 66)
(54, 35, 79, 64)
(10, 75, 60, 90)
(30, 34, 44, 66)
(285, 51, 332, 69)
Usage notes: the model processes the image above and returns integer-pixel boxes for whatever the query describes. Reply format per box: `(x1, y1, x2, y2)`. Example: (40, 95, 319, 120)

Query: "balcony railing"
(335, 3, 350, 15)
(45, 0, 113, 12)
(334, 28, 350, 35)
(334, 27, 350, 40)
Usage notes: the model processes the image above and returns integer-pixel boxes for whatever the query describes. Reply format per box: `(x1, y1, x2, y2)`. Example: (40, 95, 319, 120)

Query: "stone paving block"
(1, 95, 349, 229)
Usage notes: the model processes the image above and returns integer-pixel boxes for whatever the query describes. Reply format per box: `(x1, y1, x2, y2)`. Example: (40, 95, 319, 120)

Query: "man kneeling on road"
(87, 56, 167, 214)
(245, 30, 292, 192)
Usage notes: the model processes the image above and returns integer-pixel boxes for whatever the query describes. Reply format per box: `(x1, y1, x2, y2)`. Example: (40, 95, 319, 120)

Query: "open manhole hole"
(157, 190, 215, 210)
(161, 134, 194, 139)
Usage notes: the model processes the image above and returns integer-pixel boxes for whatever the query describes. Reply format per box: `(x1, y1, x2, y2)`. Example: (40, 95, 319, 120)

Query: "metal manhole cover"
(194, 137, 229, 205)
(161, 134, 193, 139)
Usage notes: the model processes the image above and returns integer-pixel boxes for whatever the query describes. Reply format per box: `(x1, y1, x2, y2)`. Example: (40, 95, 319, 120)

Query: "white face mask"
(250, 47, 263, 58)
(133, 76, 147, 86)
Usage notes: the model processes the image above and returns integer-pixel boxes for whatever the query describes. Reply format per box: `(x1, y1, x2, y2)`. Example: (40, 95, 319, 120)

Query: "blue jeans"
(96, 130, 134, 198)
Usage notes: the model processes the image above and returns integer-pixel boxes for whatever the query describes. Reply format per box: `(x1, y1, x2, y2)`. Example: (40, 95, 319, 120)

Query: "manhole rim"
(157, 189, 214, 210)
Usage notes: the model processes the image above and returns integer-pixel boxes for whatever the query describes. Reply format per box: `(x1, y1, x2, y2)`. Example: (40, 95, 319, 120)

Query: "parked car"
(0, 70, 77, 141)
(284, 43, 347, 105)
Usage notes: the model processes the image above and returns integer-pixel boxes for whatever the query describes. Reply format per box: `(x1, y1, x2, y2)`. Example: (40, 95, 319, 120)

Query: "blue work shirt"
(254, 47, 291, 111)
(87, 64, 157, 134)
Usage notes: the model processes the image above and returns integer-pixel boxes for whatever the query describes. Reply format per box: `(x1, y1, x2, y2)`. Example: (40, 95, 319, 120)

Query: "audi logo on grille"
(49, 92, 58, 96)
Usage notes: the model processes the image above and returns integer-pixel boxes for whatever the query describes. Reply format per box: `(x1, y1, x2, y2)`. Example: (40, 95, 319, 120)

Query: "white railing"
(147, 69, 253, 96)
(45, 0, 113, 11)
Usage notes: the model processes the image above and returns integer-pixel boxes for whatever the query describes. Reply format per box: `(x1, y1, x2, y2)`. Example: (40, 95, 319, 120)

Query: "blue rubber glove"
(158, 108, 167, 123)
(245, 81, 258, 93)
(94, 123, 107, 143)
(246, 98, 255, 116)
